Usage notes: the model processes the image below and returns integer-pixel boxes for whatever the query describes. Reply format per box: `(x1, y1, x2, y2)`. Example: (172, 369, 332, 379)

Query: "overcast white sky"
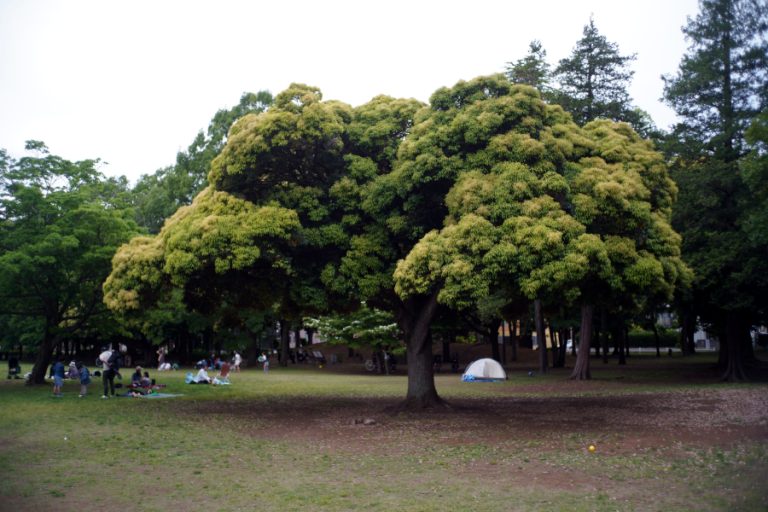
(0, 0, 700, 183)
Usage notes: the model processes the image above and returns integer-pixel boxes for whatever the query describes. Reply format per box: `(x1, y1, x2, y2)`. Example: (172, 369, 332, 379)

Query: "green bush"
(628, 328, 679, 348)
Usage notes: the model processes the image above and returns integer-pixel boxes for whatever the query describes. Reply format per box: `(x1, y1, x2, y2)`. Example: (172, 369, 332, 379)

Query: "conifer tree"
(505, 40, 551, 92)
(663, 0, 768, 380)
(553, 17, 637, 125)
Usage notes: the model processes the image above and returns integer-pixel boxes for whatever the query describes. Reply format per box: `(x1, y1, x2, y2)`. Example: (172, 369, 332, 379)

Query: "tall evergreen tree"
(553, 17, 637, 125)
(663, 0, 768, 380)
(505, 40, 551, 92)
(663, 0, 767, 160)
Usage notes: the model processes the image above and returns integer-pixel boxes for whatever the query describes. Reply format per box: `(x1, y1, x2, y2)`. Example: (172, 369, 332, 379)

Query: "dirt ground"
(188, 384, 768, 456)
(224, 345, 768, 456)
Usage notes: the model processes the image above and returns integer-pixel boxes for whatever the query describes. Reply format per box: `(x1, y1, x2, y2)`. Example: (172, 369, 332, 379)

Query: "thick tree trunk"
(279, 319, 290, 367)
(652, 322, 661, 358)
(556, 328, 568, 368)
(489, 320, 501, 363)
(29, 329, 57, 385)
(535, 299, 548, 374)
(721, 312, 749, 382)
(393, 292, 446, 410)
(570, 304, 594, 380)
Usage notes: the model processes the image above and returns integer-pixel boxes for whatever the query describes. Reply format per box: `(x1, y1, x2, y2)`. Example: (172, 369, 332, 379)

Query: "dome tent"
(461, 358, 507, 382)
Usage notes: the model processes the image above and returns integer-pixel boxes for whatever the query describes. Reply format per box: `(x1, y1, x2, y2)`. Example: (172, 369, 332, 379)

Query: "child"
(77, 362, 91, 397)
(67, 361, 79, 380)
(50, 357, 65, 397)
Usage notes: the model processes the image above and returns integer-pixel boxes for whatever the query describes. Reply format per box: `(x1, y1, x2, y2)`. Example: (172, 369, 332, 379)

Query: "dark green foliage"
(553, 17, 637, 125)
(663, 0, 768, 160)
(505, 40, 551, 91)
(663, 0, 768, 380)
(0, 142, 140, 382)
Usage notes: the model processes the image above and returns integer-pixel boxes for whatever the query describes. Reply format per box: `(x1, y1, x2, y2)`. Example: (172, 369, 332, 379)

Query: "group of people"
(188, 361, 231, 385)
(48, 347, 260, 396)
(50, 356, 91, 397)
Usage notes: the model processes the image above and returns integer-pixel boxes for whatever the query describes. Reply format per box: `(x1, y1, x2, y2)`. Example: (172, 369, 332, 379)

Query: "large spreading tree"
(393, 77, 687, 382)
(105, 76, 686, 404)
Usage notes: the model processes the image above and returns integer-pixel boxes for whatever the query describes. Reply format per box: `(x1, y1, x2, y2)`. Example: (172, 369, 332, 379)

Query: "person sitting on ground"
(193, 366, 211, 384)
(213, 361, 231, 385)
(130, 366, 144, 388)
(141, 371, 152, 388)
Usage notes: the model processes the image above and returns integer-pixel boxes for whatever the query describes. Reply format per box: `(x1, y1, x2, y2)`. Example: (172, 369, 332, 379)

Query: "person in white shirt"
(233, 352, 242, 373)
(195, 367, 211, 384)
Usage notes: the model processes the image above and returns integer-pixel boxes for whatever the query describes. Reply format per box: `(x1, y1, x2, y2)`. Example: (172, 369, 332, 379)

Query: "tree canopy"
(0, 142, 140, 383)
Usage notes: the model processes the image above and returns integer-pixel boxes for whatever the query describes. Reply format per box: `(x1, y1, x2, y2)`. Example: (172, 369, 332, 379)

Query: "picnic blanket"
(119, 391, 183, 399)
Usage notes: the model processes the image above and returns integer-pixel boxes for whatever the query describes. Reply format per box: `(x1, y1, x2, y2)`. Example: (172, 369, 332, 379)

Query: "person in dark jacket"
(50, 356, 65, 397)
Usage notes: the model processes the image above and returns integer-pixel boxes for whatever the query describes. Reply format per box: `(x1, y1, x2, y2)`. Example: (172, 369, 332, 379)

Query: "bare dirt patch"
(175, 387, 768, 457)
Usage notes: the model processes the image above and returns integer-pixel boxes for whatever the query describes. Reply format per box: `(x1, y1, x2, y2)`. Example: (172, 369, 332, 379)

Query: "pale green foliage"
(209, 83, 352, 203)
(160, 187, 299, 281)
(392, 75, 687, 316)
(502, 197, 588, 301)
(347, 95, 425, 171)
(103, 236, 165, 311)
(104, 187, 300, 316)
(394, 214, 498, 310)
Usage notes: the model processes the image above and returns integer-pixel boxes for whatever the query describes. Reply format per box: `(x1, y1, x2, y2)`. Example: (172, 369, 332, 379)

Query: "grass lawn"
(0, 352, 767, 511)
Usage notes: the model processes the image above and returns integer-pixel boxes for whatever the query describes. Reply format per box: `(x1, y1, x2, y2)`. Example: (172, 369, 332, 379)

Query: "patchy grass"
(0, 353, 767, 511)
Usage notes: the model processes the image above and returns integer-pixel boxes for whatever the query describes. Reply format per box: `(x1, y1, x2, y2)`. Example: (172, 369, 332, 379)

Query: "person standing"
(157, 347, 166, 370)
(77, 361, 91, 397)
(99, 347, 120, 398)
(50, 356, 65, 397)
(233, 351, 242, 373)
(261, 353, 269, 374)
